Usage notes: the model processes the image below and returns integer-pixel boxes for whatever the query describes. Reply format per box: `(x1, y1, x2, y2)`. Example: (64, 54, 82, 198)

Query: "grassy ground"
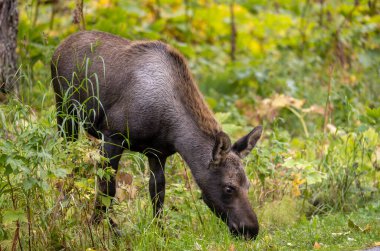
(106, 199, 380, 251)
(1, 137, 379, 250)
(9, 176, 378, 251)
(0, 94, 379, 250)
(103, 190, 380, 251)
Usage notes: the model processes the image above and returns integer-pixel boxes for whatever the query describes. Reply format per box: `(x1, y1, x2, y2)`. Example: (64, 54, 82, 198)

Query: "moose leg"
(148, 155, 167, 218)
(91, 136, 124, 225)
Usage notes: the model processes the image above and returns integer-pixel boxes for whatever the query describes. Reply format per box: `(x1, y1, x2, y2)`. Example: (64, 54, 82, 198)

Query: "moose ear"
(232, 126, 263, 159)
(212, 131, 231, 165)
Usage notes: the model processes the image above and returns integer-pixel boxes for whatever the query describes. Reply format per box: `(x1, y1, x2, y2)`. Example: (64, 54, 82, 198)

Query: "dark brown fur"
(163, 45, 222, 135)
(52, 31, 262, 239)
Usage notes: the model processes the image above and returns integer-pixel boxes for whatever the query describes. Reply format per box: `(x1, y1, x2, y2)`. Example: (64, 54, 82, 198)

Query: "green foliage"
(0, 0, 379, 249)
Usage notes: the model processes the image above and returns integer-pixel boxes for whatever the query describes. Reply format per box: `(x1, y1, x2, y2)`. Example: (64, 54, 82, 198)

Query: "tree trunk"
(0, 0, 18, 95)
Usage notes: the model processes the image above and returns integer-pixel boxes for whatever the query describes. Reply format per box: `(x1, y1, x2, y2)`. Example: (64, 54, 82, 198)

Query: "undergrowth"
(0, 92, 379, 250)
(1, 1, 379, 250)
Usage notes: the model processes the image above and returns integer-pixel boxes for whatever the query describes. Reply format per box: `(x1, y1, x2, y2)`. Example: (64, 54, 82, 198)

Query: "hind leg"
(148, 155, 167, 218)
(91, 135, 124, 228)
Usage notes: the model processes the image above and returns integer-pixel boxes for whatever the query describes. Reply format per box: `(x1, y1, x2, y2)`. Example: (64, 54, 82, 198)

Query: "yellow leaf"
(362, 224, 371, 233)
(292, 173, 305, 197)
(350, 75, 357, 83)
(292, 184, 301, 197)
(97, 0, 112, 8)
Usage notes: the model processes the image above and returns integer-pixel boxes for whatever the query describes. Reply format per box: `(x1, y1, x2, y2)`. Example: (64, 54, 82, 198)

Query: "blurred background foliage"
(0, 0, 379, 249)
(18, 0, 380, 131)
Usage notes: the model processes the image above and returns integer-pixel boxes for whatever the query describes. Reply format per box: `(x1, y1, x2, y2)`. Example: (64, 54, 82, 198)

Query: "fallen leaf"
(362, 224, 371, 233)
(313, 242, 321, 249)
(255, 94, 307, 121)
(116, 172, 133, 185)
(84, 149, 101, 163)
(302, 105, 325, 115)
(229, 244, 235, 251)
(115, 172, 136, 202)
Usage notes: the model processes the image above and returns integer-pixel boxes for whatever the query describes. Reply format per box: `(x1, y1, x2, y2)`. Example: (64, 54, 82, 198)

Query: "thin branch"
(323, 64, 335, 134)
(229, 1, 237, 62)
(73, 0, 86, 30)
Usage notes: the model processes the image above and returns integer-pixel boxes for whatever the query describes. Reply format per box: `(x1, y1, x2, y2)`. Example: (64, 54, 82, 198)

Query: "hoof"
(111, 226, 122, 237)
(109, 218, 123, 237)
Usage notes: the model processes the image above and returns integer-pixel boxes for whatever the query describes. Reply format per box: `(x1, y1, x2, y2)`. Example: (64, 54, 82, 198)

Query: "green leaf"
(304, 170, 326, 185)
(366, 107, 380, 120)
(222, 123, 242, 136)
(97, 169, 104, 179)
(23, 177, 37, 190)
(6, 158, 24, 171)
(4, 165, 13, 176)
(2, 209, 27, 224)
(101, 196, 111, 208)
(52, 168, 68, 178)
(215, 112, 231, 124)
(40, 181, 50, 191)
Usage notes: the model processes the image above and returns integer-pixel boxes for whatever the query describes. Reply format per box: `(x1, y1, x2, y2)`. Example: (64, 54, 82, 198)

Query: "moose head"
(201, 126, 262, 239)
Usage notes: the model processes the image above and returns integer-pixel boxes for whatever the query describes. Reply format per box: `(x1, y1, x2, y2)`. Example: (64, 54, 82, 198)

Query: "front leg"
(92, 136, 124, 225)
(148, 155, 167, 218)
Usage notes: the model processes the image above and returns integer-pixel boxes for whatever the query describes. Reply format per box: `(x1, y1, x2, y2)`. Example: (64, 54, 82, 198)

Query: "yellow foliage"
(98, 0, 112, 8)
(292, 173, 305, 197)
(248, 40, 262, 55)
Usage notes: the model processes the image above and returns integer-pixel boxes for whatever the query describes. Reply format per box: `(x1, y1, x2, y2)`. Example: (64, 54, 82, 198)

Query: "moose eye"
(224, 186, 235, 195)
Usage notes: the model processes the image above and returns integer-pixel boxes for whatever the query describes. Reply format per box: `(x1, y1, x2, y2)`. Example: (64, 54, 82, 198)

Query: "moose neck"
(173, 121, 215, 187)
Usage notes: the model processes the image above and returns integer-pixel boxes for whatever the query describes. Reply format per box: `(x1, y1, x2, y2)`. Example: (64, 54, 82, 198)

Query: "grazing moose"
(51, 31, 262, 239)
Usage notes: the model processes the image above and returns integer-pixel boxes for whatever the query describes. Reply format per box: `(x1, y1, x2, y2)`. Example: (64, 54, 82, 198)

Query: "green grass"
(7, 179, 377, 251)
(112, 195, 380, 251)
(0, 93, 379, 250)
(1, 125, 378, 251)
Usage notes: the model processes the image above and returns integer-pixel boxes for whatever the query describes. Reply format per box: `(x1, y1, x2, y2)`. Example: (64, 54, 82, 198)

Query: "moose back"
(51, 31, 262, 239)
